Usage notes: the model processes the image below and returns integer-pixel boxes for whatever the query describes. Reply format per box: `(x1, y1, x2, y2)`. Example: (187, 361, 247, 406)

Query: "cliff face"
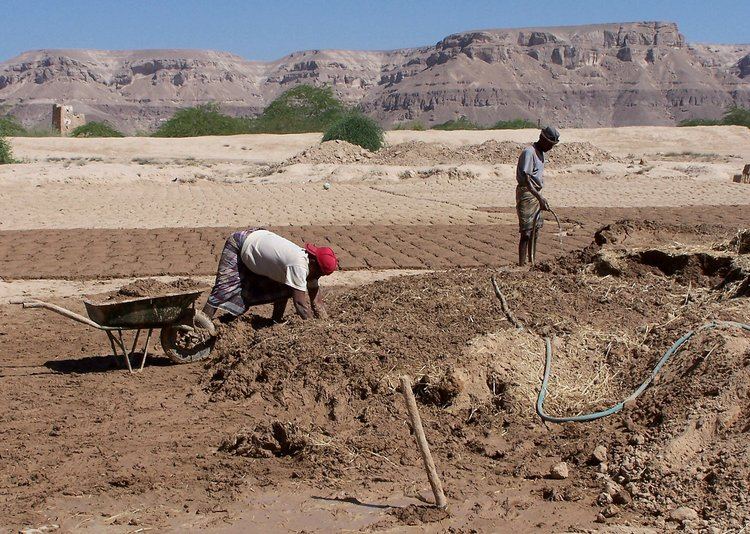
(1, 22, 748, 132)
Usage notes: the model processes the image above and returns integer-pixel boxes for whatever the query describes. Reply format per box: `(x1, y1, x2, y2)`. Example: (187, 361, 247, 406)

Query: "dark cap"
(540, 126, 560, 144)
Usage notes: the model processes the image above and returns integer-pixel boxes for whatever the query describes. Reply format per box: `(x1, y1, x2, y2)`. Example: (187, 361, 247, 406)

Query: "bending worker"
(515, 126, 559, 266)
(203, 228, 338, 322)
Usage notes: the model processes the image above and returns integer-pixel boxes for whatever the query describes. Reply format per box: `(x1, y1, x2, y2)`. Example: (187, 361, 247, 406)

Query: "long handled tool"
(399, 375, 448, 509)
(529, 206, 563, 265)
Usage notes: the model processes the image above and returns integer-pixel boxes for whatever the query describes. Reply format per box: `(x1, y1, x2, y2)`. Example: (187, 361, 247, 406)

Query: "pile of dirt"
(204, 223, 749, 530)
(543, 141, 617, 165)
(578, 221, 750, 294)
(592, 219, 723, 248)
(218, 421, 311, 458)
(732, 229, 750, 254)
(285, 140, 374, 164)
(716, 229, 750, 255)
(374, 141, 466, 165)
(286, 140, 617, 167)
(398, 167, 477, 180)
(464, 139, 616, 166)
(88, 277, 206, 303)
(388, 505, 450, 525)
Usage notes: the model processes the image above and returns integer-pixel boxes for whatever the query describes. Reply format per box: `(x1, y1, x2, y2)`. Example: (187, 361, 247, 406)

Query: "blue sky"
(1, 0, 748, 61)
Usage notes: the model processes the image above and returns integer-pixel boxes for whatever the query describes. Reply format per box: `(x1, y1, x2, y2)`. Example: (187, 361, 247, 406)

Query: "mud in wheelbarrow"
(19, 290, 216, 373)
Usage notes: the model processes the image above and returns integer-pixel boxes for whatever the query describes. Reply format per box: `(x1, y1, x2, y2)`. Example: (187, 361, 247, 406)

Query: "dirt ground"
(1, 127, 750, 533)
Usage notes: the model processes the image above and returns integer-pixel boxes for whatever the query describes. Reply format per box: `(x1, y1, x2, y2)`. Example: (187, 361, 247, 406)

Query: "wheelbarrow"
(18, 289, 216, 373)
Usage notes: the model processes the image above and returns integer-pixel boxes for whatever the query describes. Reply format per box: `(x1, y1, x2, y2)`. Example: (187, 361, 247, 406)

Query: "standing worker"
(515, 126, 559, 266)
(203, 228, 338, 322)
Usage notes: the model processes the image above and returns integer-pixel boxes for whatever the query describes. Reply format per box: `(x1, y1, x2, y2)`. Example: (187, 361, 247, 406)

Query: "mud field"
(1, 127, 750, 532)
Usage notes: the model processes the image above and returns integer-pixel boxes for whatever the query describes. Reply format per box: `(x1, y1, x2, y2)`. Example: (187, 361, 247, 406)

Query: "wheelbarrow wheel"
(160, 310, 216, 364)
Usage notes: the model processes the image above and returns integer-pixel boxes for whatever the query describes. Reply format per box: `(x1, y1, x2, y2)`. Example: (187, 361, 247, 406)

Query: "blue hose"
(536, 320, 750, 423)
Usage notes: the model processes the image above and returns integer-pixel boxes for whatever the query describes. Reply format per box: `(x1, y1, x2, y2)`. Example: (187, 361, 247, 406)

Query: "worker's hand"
(539, 198, 550, 211)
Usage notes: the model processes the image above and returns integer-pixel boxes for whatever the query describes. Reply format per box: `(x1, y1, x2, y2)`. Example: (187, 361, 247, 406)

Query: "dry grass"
(469, 325, 635, 419)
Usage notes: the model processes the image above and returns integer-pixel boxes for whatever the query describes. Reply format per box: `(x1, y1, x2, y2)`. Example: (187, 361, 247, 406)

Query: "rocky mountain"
(1, 22, 748, 132)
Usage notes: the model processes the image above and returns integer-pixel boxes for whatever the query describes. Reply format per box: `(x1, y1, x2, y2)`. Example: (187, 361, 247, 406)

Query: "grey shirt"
(516, 145, 545, 190)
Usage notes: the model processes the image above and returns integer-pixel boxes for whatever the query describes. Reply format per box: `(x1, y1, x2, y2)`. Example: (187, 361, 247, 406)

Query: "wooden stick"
(22, 299, 106, 329)
(491, 276, 524, 330)
(399, 375, 447, 509)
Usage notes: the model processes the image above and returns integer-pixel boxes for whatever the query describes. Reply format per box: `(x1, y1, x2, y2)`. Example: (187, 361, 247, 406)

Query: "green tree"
(71, 121, 125, 138)
(0, 136, 14, 164)
(0, 115, 26, 136)
(722, 106, 750, 128)
(678, 118, 722, 127)
(322, 112, 384, 152)
(251, 85, 346, 133)
(679, 105, 750, 128)
(491, 119, 537, 129)
(431, 117, 481, 130)
(392, 121, 425, 131)
(153, 103, 249, 137)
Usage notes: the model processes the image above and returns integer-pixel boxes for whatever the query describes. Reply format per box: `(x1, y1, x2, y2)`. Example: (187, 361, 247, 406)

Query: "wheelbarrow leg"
(106, 330, 131, 371)
(106, 331, 118, 360)
(106, 329, 151, 373)
(116, 330, 135, 373)
(129, 329, 141, 359)
(138, 329, 153, 371)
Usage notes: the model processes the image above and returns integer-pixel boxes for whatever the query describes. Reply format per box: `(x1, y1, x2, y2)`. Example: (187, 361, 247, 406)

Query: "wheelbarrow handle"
(20, 299, 110, 330)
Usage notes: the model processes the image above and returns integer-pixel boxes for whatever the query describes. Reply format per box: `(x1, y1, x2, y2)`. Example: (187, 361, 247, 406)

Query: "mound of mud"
(388, 504, 450, 525)
(398, 167, 477, 180)
(219, 421, 310, 458)
(285, 140, 374, 164)
(548, 221, 750, 297)
(88, 277, 206, 303)
(717, 229, 750, 255)
(205, 223, 749, 530)
(544, 141, 616, 165)
(286, 140, 617, 167)
(463, 139, 615, 166)
(375, 141, 467, 165)
(610, 326, 750, 527)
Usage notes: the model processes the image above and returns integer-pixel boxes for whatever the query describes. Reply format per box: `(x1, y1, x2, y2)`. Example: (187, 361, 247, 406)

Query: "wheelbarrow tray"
(83, 290, 203, 329)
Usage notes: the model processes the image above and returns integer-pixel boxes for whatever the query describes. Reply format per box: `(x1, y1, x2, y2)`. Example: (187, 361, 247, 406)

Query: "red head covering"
(305, 243, 338, 275)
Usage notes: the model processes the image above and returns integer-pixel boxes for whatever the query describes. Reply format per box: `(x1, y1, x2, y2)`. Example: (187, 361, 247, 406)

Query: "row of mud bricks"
(733, 164, 750, 184)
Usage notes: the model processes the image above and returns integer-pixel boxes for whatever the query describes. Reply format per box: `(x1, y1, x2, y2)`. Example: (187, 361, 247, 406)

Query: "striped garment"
(515, 185, 544, 233)
(206, 229, 294, 317)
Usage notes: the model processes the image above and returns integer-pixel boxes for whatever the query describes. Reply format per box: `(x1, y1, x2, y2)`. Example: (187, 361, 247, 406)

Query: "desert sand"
(1, 126, 749, 532)
(2, 126, 749, 231)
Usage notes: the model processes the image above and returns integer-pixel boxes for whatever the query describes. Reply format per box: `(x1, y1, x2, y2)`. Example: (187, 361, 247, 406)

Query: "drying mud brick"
(3, 206, 750, 280)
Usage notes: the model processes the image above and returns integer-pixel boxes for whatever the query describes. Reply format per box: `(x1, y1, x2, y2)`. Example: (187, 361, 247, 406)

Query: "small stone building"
(52, 104, 86, 135)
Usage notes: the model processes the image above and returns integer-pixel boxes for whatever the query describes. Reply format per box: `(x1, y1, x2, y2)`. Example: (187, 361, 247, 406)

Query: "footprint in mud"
(388, 504, 450, 525)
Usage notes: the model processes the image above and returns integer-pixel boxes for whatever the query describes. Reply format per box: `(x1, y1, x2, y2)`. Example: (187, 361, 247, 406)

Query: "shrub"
(322, 112, 384, 152)
(18, 126, 61, 137)
(151, 86, 348, 136)
(431, 117, 481, 130)
(491, 118, 537, 129)
(153, 103, 250, 137)
(722, 106, 750, 128)
(71, 121, 124, 138)
(679, 106, 750, 128)
(678, 118, 722, 127)
(392, 121, 426, 131)
(0, 115, 26, 136)
(250, 85, 346, 133)
(0, 136, 14, 164)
